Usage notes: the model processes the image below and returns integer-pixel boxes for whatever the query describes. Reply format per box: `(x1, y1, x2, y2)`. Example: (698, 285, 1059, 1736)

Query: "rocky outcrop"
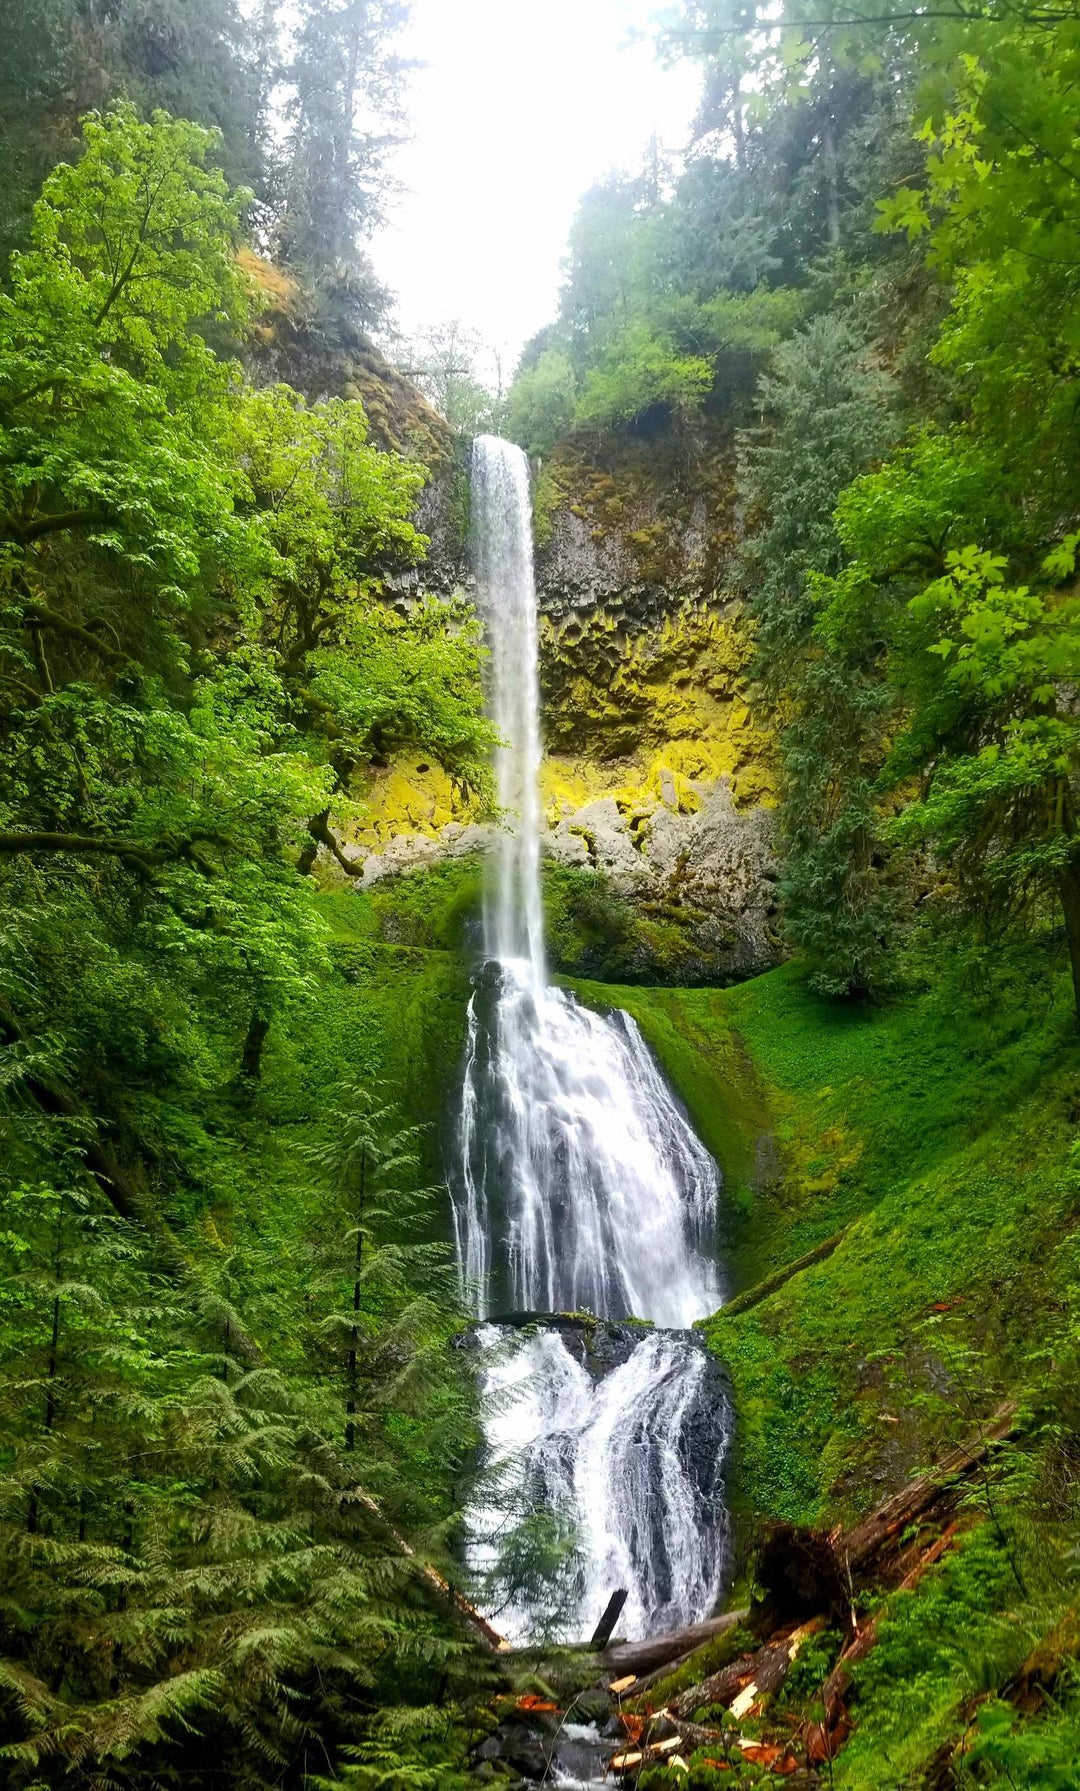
(239, 250, 469, 594)
(529, 428, 775, 850)
(546, 778, 776, 979)
(536, 430, 737, 622)
(335, 770, 777, 981)
(352, 820, 495, 885)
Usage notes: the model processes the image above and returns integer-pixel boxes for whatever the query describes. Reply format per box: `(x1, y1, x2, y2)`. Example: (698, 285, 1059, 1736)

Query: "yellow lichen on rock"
(539, 602, 778, 807)
(346, 756, 484, 847)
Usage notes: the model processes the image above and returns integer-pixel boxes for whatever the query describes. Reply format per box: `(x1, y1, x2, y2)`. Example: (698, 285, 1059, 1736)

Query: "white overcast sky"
(372, 0, 701, 375)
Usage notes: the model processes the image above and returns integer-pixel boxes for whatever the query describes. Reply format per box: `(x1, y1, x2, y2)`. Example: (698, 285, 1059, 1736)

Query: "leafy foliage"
(0, 99, 498, 1789)
(735, 314, 896, 995)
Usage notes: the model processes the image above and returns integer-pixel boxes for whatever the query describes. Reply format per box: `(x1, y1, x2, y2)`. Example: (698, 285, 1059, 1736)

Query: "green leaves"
(23, 104, 251, 364)
(0, 102, 494, 1090)
(576, 322, 714, 427)
(875, 183, 931, 241)
(736, 311, 897, 997)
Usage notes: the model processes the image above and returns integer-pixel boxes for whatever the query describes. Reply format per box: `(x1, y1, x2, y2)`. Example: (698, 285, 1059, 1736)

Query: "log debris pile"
(602, 1401, 1019, 1783)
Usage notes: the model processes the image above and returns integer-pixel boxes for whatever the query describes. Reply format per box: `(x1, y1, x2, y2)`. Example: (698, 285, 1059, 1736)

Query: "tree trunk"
(839, 1400, 1017, 1569)
(297, 807, 362, 879)
(820, 54, 841, 250)
(1059, 859, 1080, 1029)
(296, 807, 330, 877)
(28, 1201, 65, 1535)
(240, 1012, 270, 1081)
(672, 1619, 825, 1722)
(590, 1589, 629, 1650)
(598, 1612, 746, 1678)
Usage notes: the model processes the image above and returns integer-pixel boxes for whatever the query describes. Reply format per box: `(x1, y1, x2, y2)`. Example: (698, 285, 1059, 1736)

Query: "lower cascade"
(455, 436, 731, 1646)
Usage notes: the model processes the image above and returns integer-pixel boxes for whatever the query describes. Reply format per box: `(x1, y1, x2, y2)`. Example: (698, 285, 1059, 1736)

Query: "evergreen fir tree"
(277, 0, 410, 309)
(737, 313, 896, 995)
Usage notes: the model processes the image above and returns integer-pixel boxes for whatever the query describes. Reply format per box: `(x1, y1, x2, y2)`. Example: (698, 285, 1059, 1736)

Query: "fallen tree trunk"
(753, 1400, 1021, 1635)
(673, 1618, 825, 1722)
(1003, 1607, 1080, 1715)
(717, 1230, 848, 1319)
(838, 1401, 1019, 1572)
(601, 1612, 746, 1679)
(626, 1614, 750, 1699)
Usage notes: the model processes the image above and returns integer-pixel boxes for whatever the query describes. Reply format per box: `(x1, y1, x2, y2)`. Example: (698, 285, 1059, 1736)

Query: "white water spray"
(455, 437, 730, 1644)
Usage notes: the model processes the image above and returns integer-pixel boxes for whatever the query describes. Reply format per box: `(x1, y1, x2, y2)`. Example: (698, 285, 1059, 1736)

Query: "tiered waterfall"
(454, 436, 730, 1645)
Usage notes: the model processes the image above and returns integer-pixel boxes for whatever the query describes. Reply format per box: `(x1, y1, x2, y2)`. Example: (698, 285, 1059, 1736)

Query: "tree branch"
(0, 831, 161, 872)
(20, 600, 132, 667)
(7, 508, 113, 546)
(0, 830, 231, 876)
(663, 5, 1076, 41)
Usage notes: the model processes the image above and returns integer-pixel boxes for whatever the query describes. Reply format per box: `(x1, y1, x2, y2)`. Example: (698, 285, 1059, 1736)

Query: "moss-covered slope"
(571, 961, 1080, 1788)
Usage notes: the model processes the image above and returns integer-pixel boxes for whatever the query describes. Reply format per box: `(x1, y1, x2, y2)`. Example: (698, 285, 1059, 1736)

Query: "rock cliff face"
(249, 286, 782, 981)
(532, 424, 778, 979)
(239, 251, 470, 595)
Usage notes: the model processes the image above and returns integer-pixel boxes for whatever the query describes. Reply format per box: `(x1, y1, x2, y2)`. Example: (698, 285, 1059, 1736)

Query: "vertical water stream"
(454, 437, 730, 1648)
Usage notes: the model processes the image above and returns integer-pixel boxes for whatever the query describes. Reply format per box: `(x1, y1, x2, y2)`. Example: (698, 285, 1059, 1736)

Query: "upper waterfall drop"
(471, 437, 546, 985)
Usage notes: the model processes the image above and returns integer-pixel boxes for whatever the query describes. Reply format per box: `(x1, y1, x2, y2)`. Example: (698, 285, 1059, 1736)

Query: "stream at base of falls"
(453, 436, 731, 1650)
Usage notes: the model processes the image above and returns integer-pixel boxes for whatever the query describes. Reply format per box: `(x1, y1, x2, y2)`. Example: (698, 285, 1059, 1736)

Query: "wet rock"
(548, 796, 652, 892)
(545, 776, 777, 978)
(359, 819, 497, 884)
(476, 1710, 560, 1782)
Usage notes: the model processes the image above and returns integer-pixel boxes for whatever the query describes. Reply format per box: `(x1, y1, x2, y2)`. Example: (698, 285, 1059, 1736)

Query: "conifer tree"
(278, 0, 410, 307)
(737, 313, 896, 996)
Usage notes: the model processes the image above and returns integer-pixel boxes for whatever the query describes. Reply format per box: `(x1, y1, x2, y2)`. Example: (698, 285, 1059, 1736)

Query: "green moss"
(533, 460, 560, 549)
(319, 858, 484, 954)
(545, 865, 711, 986)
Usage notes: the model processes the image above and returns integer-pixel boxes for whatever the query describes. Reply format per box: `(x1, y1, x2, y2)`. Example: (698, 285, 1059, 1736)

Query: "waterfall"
(455, 437, 730, 1645)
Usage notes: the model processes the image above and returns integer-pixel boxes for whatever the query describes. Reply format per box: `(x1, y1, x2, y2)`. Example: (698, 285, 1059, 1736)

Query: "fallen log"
(756, 1520, 851, 1624)
(609, 1714, 805, 1780)
(664, 1715, 733, 1749)
(673, 1617, 825, 1722)
(601, 1611, 746, 1679)
(1003, 1607, 1080, 1714)
(626, 1612, 751, 1699)
(717, 1230, 848, 1319)
(838, 1401, 1019, 1572)
(754, 1401, 1021, 1638)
